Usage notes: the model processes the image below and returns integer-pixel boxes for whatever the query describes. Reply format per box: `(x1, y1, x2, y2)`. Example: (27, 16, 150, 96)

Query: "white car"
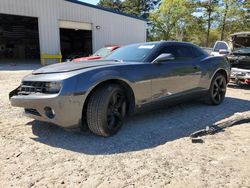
(211, 32, 250, 85)
(211, 41, 231, 56)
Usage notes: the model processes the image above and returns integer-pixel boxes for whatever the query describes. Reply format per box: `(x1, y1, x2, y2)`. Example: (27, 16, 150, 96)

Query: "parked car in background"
(64, 51, 86, 62)
(73, 45, 120, 62)
(10, 41, 230, 137)
(211, 41, 231, 56)
(211, 32, 250, 85)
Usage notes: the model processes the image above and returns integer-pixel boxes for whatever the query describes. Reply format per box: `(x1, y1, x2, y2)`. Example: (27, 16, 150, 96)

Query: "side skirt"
(133, 89, 208, 114)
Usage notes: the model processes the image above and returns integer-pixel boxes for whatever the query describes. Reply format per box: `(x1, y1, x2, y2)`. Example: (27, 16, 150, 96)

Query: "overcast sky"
(79, 0, 99, 5)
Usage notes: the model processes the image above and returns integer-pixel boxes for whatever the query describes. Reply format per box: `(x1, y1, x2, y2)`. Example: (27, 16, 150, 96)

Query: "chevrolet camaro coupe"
(10, 41, 231, 137)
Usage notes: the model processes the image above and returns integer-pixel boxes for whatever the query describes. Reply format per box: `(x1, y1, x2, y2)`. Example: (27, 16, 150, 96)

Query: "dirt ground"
(0, 64, 250, 188)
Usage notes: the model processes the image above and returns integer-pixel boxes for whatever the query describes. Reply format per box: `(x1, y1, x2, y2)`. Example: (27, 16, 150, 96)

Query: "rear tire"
(87, 84, 127, 137)
(205, 73, 227, 105)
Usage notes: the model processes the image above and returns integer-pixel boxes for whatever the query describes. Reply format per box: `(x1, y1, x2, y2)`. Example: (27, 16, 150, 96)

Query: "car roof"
(160, 41, 195, 46)
(128, 41, 195, 46)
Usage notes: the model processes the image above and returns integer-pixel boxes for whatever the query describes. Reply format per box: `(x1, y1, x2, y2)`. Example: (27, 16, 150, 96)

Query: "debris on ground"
(191, 111, 250, 143)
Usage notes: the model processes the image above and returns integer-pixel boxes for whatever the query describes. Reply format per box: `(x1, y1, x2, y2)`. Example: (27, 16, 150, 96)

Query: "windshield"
(93, 47, 113, 57)
(214, 42, 229, 52)
(105, 43, 156, 62)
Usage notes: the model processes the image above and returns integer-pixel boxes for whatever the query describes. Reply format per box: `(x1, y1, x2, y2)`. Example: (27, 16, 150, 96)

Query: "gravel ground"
(0, 64, 250, 188)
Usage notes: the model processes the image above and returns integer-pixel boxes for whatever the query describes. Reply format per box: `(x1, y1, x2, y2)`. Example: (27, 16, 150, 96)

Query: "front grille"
(18, 81, 48, 95)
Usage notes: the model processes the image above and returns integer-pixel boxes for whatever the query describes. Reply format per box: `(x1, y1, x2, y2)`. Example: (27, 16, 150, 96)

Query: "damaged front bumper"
(230, 68, 250, 85)
(10, 88, 86, 129)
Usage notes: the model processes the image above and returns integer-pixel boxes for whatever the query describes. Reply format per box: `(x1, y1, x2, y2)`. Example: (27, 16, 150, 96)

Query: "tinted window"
(214, 42, 228, 52)
(175, 46, 195, 59)
(153, 44, 204, 61)
(188, 46, 205, 57)
(105, 43, 157, 62)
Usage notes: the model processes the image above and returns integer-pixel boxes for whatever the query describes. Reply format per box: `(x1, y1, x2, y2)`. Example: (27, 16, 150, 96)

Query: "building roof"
(65, 0, 147, 21)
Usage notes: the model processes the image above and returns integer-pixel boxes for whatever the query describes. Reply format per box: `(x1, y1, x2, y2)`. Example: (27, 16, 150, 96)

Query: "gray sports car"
(10, 41, 231, 137)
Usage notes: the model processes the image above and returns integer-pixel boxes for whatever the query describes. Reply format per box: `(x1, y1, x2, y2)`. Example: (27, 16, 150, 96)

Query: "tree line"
(98, 0, 250, 47)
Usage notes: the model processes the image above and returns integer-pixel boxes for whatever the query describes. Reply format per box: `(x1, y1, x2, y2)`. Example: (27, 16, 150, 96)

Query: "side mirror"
(219, 49, 229, 55)
(152, 53, 175, 64)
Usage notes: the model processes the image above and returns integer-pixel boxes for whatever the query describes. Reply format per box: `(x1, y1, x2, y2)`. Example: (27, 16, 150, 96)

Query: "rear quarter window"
(170, 45, 205, 60)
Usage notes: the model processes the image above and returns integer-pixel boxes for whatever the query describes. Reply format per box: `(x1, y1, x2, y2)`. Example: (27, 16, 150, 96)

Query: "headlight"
(45, 82, 62, 93)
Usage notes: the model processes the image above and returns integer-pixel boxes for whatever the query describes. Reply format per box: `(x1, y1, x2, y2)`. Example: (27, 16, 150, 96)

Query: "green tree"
(219, 0, 229, 40)
(98, 0, 249, 46)
(98, 0, 123, 12)
(219, 0, 247, 40)
(149, 0, 193, 41)
(193, 0, 219, 47)
(182, 16, 208, 46)
(98, 0, 160, 39)
(243, 0, 250, 22)
(218, 0, 249, 41)
(122, 0, 160, 18)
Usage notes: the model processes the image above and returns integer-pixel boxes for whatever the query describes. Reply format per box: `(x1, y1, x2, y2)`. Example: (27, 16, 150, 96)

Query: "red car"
(73, 45, 120, 61)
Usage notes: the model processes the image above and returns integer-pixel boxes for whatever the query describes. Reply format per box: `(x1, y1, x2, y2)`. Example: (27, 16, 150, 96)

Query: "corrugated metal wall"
(0, 0, 146, 56)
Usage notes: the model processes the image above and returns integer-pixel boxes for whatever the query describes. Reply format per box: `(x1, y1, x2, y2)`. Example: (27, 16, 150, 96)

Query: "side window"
(189, 46, 205, 57)
(157, 45, 180, 57)
(173, 45, 204, 60)
(150, 44, 204, 62)
(150, 45, 175, 61)
(214, 42, 228, 52)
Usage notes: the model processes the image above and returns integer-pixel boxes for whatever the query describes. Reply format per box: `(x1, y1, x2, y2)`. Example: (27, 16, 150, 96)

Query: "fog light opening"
(44, 107, 55, 119)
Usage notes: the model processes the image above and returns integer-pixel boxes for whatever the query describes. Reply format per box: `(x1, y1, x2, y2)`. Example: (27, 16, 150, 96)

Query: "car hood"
(32, 61, 120, 74)
(231, 33, 250, 49)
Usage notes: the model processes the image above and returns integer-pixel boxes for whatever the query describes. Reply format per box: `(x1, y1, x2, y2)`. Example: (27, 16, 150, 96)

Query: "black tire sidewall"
(209, 74, 226, 105)
(87, 84, 126, 137)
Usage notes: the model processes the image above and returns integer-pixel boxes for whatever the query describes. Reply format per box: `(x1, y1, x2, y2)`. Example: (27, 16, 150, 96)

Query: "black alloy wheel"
(107, 91, 126, 131)
(87, 84, 127, 137)
(207, 73, 227, 105)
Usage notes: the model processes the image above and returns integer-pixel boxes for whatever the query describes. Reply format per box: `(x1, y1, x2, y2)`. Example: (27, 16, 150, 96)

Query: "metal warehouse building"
(0, 0, 146, 63)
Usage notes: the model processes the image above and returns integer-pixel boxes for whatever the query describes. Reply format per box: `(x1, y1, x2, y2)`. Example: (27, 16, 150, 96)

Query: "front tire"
(87, 84, 127, 137)
(205, 73, 227, 105)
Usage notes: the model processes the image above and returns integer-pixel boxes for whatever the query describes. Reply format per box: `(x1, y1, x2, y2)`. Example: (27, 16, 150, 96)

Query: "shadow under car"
(28, 96, 250, 155)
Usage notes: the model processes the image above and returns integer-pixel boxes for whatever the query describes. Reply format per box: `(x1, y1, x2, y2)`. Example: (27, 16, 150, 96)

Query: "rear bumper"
(11, 93, 86, 128)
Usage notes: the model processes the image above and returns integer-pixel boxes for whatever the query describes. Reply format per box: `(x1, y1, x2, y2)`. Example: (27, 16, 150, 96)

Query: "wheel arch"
(209, 68, 229, 88)
(81, 79, 136, 129)
(214, 69, 228, 82)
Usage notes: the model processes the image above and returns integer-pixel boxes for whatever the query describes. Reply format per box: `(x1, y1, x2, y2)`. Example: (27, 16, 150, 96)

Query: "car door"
(150, 44, 203, 100)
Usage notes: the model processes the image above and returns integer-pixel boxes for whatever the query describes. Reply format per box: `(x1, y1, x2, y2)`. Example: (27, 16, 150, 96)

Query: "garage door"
(0, 13, 40, 62)
(59, 20, 92, 61)
(59, 20, 92, 31)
